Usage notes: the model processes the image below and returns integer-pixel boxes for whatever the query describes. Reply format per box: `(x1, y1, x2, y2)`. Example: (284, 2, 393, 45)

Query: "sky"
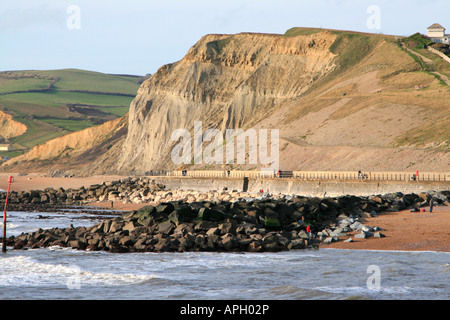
(1, 0, 449, 75)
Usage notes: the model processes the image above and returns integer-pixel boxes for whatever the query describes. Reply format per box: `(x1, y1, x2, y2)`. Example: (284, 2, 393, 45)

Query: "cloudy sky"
(1, 0, 448, 75)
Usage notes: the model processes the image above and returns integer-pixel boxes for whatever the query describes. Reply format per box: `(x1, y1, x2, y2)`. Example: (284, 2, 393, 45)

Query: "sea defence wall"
(149, 176, 450, 197)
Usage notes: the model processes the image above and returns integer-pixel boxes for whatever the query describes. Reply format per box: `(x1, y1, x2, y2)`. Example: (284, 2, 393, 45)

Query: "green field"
(0, 68, 144, 154)
(0, 77, 53, 94)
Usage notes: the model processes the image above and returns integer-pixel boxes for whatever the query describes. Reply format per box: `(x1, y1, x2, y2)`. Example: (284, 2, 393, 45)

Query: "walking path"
(402, 43, 450, 86)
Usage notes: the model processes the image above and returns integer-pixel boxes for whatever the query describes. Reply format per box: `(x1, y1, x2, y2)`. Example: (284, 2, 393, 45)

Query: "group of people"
(411, 193, 434, 213)
(298, 216, 312, 235)
(357, 171, 368, 179)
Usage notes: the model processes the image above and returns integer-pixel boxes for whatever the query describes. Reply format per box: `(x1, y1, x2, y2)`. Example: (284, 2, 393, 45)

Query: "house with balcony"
(427, 23, 449, 44)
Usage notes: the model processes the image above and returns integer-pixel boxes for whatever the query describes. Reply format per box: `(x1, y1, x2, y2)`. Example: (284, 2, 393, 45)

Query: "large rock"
(168, 206, 195, 224)
(157, 221, 175, 235)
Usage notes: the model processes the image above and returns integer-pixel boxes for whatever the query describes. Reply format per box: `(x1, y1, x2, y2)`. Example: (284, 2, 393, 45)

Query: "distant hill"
(0, 69, 143, 158)
(2, 28, 449, 175)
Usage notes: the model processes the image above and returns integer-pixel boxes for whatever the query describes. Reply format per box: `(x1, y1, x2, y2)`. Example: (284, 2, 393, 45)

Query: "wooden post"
(2, 176, 14, 253)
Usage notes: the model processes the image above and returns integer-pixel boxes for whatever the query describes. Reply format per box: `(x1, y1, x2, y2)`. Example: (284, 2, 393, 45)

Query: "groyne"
(5, 189, 449, 253)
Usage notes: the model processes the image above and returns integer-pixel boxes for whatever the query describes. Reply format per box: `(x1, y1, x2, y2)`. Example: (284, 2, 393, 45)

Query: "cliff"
(0, 110, 27, 140)
(2, 116, 127, 175)
(110, 31, 340, 173)
(3, 28, 450, 174)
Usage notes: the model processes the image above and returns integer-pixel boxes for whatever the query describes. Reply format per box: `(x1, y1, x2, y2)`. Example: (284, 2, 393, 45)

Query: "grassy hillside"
(0, 69, 143, 157)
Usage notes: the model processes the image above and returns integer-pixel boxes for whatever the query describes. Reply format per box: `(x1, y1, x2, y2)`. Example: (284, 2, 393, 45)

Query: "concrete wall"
(149, 176, 450, 197)
(171, 170, 450, 182)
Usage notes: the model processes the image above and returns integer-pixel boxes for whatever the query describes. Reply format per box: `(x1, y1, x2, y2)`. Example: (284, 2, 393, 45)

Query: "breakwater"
(2, 177, 449, 253)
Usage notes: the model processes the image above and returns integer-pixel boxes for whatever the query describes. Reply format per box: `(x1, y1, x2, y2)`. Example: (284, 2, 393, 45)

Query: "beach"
(1, 173, 449, 301)
(322, 206, 450, 252)
(1, 173, 449, 253)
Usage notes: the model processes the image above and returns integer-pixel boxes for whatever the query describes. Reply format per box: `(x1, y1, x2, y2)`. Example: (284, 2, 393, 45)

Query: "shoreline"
(320, 206, 450, 252)
(321, 247, 450, 254)
(1, 173, 449, 253)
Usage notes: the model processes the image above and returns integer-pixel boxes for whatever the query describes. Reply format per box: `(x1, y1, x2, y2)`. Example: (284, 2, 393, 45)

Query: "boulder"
(123, 221, 139, 233)
(168, 206, 195, 224)
(323, 237, 334, 244)
(156, 203, 175, 214)
(354, 232, 366, 239)
(288, 239, 306, 249)
(109, 220, 125, 233)
(157, 221, 175, 235)
(206, 227, 219, 237)
(350, 221, 364, 231)
(218, 221, 237, 235)
(119, 236, 134, 247)
(195, 220, 218, 231)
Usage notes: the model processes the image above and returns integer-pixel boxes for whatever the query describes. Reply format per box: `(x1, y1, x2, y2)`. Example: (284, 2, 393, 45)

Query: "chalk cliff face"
(113, 32, 339, 173)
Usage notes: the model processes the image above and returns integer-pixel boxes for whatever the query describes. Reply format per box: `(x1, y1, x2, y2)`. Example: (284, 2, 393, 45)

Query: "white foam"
(0, 256, 158, 287)
(314, 285, 418, 296)
(322, 247, 450, 255)
(0, 222, 20, 229)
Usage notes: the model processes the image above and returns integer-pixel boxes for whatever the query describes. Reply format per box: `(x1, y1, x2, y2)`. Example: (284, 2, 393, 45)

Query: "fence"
(147, 170, 450, 182)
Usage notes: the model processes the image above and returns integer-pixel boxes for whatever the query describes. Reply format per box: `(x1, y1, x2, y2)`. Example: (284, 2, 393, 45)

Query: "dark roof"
(428, 23, 445, 30)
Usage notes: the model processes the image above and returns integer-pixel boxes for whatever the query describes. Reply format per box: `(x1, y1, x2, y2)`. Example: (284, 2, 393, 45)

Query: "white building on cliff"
(427, 23, 449, 44)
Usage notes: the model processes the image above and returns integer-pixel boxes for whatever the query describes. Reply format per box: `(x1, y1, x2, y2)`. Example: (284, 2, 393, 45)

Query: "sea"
(0, 210, 448, 301)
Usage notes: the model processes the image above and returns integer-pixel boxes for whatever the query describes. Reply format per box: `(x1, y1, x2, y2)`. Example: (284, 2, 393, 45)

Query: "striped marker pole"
(2, 176, 13, 253)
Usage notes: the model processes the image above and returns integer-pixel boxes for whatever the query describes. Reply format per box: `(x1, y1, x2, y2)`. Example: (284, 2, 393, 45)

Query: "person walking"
(298, 216, 305, 225)
(306, 225, 311, 236)
(426, 193, 434, 213)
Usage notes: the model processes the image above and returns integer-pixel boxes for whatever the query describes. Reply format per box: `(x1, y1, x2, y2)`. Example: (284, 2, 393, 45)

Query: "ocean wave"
(0, 256, 159, 288)
(269, 285, 331, 299)
(312, 284, 434, 298)
(0, 222, 20, 229)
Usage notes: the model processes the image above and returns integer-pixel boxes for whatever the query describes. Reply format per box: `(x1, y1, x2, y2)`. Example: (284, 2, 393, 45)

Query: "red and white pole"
(2, 176, 14, 253)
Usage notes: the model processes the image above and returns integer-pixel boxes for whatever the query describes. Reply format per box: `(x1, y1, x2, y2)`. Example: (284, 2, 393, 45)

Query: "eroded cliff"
(3, 28, 450, 175)
(111, 31, 340, 173)
(3, 116, 127, 174)
(0, 110, 27, 140)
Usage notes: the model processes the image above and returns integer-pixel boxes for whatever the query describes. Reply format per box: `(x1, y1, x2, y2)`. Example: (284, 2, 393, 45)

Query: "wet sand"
(1, 173, 449, 252)
(0, 173, 127, 193)
(321, 206, 450, 252)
